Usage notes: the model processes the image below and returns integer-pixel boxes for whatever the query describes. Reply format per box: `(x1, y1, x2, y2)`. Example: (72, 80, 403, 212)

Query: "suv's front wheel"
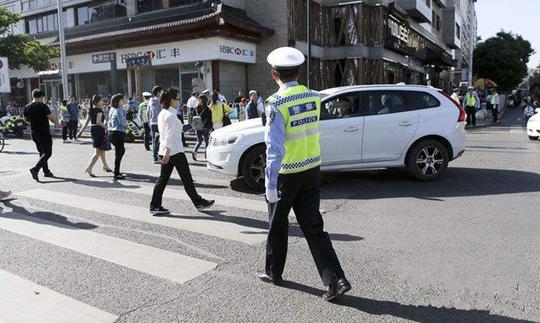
(241, 145, 266, 192)
(406, 140, 449, 181)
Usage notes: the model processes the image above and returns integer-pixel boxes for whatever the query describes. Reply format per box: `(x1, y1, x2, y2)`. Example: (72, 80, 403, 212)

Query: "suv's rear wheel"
(528, 135, 538, 141)
(406, 140, 449, 181)
(241, 145, 266, 192)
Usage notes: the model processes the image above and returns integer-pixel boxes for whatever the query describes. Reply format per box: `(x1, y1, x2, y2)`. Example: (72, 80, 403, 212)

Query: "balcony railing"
(395, 0, 432, 23)
(417, 47, 457, 66)
(384, 34, 417, 57)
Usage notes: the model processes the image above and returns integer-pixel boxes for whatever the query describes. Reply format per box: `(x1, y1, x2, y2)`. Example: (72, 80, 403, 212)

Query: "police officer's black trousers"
(265, 166, 345, 286)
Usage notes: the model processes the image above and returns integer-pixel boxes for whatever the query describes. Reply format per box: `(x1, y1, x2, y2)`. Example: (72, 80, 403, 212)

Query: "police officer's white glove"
(266, 187, 280, 204)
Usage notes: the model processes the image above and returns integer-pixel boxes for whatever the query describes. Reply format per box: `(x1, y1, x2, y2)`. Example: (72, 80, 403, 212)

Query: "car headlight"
(212, 135, 242, 146)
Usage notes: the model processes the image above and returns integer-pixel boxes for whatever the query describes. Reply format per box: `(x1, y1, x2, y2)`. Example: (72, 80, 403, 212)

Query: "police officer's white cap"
(142, 92, 151, 97)
(267, 47, 305, 69)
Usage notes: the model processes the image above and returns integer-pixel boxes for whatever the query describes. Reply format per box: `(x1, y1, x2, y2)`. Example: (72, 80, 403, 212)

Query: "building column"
(126, 0, 137, 17)
(127, 70, 133, 97)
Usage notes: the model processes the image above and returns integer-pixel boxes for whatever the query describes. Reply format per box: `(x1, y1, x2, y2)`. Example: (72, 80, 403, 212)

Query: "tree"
(0, 5, 58, 71)
(473, 31, 534, 92)
(529, 67, 540, 99)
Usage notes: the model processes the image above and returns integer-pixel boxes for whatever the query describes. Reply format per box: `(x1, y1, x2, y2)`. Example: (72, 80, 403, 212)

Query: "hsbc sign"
(219, 45, 255, 58)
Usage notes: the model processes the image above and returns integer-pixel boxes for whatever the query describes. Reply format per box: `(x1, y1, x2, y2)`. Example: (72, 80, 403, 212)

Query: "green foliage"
(529, 67, 540, 99)
(473, 31, 534, 92)
(0, 5, 59, 71)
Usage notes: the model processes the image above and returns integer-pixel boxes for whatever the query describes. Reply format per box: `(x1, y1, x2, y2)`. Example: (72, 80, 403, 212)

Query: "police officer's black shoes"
(43, 171, 54, 178)
(256, 271, 283, 286)
(322, 278, 352, 301)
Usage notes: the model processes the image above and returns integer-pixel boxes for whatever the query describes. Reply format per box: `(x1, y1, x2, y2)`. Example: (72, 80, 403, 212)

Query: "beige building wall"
(244, 0, 289, 98)
(218, 61, 246, 103)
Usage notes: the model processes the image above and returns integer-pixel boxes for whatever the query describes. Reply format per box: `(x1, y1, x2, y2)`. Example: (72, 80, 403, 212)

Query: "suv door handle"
(399, 121, 413, 127)
(344, 127, 359, 132)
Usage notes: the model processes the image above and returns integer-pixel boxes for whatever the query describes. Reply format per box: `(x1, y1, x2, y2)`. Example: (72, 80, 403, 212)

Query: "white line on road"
(0, 211, 217, 284)
(81, 177, 271, 213)
(16, 189, 267, 245)
(0, 269, 118, 323)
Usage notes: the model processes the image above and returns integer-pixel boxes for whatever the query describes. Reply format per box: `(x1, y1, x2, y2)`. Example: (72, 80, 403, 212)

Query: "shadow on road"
(0, 198, 98, 230)
(281, 281, 534, 322)
(320, 167, 540, 200)
(0, 150, 38, 155)
(124, 173, 228, 189)
(198, 210, 363, 242)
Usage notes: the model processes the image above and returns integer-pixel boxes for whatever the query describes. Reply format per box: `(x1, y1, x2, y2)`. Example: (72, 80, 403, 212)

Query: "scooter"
(0, 115, 27, 138)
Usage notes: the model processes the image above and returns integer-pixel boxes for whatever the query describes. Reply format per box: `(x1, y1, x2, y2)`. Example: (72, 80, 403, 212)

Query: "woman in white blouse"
(149, 88, 214, 214)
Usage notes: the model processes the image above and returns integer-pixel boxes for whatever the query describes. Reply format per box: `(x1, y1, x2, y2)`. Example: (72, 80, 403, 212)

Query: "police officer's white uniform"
(257, 47, 351, 301)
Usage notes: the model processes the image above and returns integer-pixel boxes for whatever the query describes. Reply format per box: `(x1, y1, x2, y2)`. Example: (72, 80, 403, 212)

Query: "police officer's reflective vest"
(266, 85, 321, 174)
(465, 94, 477, 107)
(139, 102, 149, 118)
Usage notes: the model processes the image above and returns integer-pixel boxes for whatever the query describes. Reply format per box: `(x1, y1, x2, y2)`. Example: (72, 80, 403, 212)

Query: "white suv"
(206, 85, 466, 191)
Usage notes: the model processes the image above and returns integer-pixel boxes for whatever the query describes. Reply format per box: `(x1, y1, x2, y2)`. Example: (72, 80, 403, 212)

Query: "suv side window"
(363, 91, 409, 116)
(362, 90, 441, 116)
(321, 93, 363, 120)
(406, 91, 441, 110)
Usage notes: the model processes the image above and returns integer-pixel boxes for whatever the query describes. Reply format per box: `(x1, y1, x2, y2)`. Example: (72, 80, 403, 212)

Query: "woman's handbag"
(222, 104, 232, 126)
(103, 130, 112, 151)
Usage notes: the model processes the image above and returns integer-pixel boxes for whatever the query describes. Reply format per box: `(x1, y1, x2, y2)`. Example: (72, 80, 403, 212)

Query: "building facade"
(1, 0, 477, 105)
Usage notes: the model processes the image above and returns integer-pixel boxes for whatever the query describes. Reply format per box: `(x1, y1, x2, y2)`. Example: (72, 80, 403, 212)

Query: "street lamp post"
(307, 0, 311, 88)
(56, 0, 69, 99)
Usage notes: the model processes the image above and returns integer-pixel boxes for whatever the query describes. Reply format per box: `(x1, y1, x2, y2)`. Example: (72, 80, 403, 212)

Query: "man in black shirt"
(23, 89, 61, 181)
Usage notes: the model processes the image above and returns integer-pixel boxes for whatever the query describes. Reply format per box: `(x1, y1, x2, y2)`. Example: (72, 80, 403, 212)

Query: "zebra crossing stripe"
(0, 211, 217, 284)
(16, 189, 267, 245)
(79, 176, 296, 217)
(0, 269, 118, 323)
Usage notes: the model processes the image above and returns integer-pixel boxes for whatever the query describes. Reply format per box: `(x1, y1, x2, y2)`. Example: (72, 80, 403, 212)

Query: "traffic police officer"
(256, 47, 351, 301)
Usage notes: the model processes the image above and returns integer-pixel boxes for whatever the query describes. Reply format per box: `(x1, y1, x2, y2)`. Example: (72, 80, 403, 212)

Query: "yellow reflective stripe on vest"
(285, 127, 319, 141)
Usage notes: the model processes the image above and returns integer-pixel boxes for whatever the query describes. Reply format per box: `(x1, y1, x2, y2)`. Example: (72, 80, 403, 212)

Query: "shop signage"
(126, 55, 152, 69)
(92, 52, 116, 64)
(9, 37, 257, 78)
(0, 57, 10, 93)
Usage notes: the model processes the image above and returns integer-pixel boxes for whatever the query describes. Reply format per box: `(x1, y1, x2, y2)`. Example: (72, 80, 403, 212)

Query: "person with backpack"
(192, 95, 213, 161)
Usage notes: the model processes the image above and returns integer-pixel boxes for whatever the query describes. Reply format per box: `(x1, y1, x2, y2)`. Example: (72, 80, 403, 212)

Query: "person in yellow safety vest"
(464, 86, 479, 127)
(256, 47, 351, 301)
(138, 92, 152, 151)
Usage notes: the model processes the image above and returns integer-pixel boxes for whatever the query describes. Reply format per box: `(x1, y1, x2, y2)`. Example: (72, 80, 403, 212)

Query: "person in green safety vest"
(463, 86, 480, 127)
(256, 47, 351, 301)
(138, 92, 152, 151)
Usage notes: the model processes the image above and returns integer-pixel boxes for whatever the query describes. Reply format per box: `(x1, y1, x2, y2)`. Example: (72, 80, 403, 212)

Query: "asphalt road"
(0, 108, 538, 322)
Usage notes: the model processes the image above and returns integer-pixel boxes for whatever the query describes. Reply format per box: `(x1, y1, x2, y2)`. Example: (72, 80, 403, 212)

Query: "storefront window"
(78, 71, 128, 99)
